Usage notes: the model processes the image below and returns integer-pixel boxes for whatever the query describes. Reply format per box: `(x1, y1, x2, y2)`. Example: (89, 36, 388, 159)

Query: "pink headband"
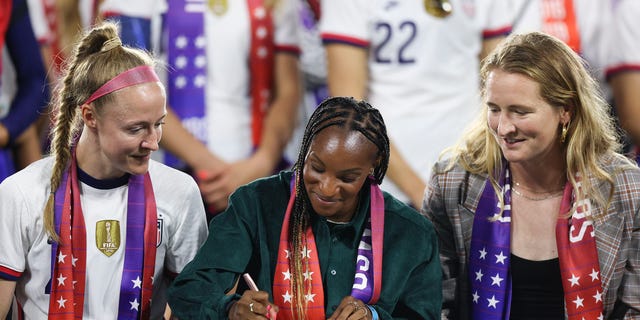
(84, 65, 160, 105)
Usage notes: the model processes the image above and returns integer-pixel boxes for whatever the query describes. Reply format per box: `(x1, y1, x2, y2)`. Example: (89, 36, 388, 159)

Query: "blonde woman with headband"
(101, 0, 302, 218)
(0, 22, 207, 319)
(423, 32, 640, 319)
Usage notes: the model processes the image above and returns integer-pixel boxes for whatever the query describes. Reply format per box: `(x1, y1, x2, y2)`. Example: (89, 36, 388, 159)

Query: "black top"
(510, 253, 565, 319)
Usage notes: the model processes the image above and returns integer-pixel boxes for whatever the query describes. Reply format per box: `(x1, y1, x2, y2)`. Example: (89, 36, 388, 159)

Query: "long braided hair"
(43, 22, 156, 241)
(288, 96, 390, 318)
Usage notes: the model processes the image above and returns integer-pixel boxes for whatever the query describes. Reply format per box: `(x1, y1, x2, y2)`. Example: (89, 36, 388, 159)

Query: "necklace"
(513, 181, 564, 194)
(326, 218, 349, 225)
(511, 186, 564, 201)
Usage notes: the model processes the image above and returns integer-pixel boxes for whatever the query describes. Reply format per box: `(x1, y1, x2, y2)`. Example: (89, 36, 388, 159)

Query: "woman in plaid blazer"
(423, 32, 640, 320)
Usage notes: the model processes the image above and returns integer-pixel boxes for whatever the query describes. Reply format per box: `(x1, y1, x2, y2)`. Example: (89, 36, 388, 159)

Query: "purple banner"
(117, 174, 147, 318)
(469, 167, 512, 319)
(351, 222, 374, 301)
(165, 0, 207, 168)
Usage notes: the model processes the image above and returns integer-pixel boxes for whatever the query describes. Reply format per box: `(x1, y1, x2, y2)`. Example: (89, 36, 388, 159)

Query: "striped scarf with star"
(469, 166, 603, 319)
(48, 152, 157, 319)
(272, 177, 384, 319)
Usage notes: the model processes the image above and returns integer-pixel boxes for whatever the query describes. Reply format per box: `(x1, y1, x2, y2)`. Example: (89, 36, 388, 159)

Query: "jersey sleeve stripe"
(605, 64, 640, 81)
(0, 265, 22, 281)
(275, 44, 301, 56)
(482, 25, 512, 39)
(321, 33, 369, 48)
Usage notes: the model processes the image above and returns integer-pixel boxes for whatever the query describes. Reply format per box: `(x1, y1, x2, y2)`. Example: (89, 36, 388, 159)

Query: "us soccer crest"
(96, 220, 120, 257)
(157, 219, 164, 247)
(209, 0, 228, 16)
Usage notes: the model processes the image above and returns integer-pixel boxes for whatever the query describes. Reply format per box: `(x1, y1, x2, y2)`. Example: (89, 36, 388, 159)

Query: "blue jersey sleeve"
(1, 0, 49, 145)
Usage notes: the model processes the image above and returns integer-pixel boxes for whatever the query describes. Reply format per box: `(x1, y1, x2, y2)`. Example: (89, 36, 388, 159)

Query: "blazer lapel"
(459, 172, 488, 251)
(590, 176, 624, 297)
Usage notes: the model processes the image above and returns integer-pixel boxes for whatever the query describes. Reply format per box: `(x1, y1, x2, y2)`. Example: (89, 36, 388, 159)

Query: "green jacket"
(168, 171, 442, 319)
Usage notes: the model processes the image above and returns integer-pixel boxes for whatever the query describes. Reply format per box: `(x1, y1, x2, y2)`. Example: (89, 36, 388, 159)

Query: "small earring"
(560, 122, 569, 143)
(369, 168, 375, 177)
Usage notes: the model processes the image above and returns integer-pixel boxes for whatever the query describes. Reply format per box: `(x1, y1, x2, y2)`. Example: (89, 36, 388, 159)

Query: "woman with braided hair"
(168, 96, 442, 319)
(0, 22, 207, 319)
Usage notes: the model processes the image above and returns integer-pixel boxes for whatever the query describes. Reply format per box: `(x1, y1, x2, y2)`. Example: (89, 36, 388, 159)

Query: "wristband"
(366, 305, 379, 320)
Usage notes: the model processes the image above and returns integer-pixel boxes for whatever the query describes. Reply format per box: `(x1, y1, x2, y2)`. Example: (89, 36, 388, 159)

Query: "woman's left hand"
(327, 296, 371, 320)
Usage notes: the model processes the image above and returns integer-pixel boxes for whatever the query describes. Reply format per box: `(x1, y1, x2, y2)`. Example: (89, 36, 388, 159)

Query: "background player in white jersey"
(606, 0, 640, 158)
(510, 0, 613, 94)
(101, 0, 302, 216)
(0, 22, 208, 319)
(321, 0, 512, 206)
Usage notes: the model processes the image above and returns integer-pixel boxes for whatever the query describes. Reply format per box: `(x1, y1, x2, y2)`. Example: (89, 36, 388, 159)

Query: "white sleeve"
(26, 0, 54, 43)
(606, 0, 640, 71)
(0, 177, 32, 278)
(163, 175, 208, 274)
(273, 0, 299, 51)
(99, 0, 162, 18)
(478, 0, 513, 37)
(320, 0, 371, 44)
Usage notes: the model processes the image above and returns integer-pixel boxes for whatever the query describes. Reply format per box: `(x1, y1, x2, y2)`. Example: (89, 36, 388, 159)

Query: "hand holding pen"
(228, 273, 278, 320)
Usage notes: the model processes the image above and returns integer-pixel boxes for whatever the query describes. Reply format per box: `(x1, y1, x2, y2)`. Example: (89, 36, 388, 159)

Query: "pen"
(243, 273, 259, 291)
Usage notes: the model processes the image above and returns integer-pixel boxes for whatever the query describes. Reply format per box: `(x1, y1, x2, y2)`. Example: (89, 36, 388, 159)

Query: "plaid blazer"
(422, 154, 640, 319)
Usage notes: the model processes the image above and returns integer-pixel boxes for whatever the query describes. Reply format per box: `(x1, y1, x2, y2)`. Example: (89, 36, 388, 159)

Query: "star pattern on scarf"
(495, 251, 507, 264)
(57, 296, 67, 309)
(490, 273, 504, 287)
(130, 298, 140, 311)
(57, 274, 67, 286)
(564, 269, 604, 316)
(305, 290, 316, 302)
(282, 290, 292, 303)
(132, 276, 142, 289)
(52, 242, 78, 313)
(470, 245, 509, 310)
(301, 246, 312, 258)
(303, 269, 314, 281)
(487, 295, 499, 309)
(479, 247, 487, 260)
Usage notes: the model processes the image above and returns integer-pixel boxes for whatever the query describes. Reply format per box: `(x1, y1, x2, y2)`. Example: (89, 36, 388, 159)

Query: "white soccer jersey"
(283, 0, 327, 165)
(99, 0, 299, 164)
(510, 0, 613, 89)
(320, 0, 512, 202)
(605, 0, 640, 78)
(100, 0, 161, 18)
(0, 158, 208, 319)
(25, 0, 53, 44)
(203, 0, 299, 162)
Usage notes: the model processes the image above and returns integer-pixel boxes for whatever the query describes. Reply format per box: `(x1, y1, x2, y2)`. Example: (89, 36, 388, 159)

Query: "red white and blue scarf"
(48, 152, 157, 319)
(272, 177, 384, 319)
(469, 165, 603, 319)
(165, 0, 273, 167)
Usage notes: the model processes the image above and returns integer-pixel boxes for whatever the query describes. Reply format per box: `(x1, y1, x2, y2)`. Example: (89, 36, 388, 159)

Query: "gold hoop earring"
(560, 122, 569, 143)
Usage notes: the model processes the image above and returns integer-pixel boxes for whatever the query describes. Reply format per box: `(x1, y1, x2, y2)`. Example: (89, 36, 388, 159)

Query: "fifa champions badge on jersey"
(96, 220, 121, 257)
